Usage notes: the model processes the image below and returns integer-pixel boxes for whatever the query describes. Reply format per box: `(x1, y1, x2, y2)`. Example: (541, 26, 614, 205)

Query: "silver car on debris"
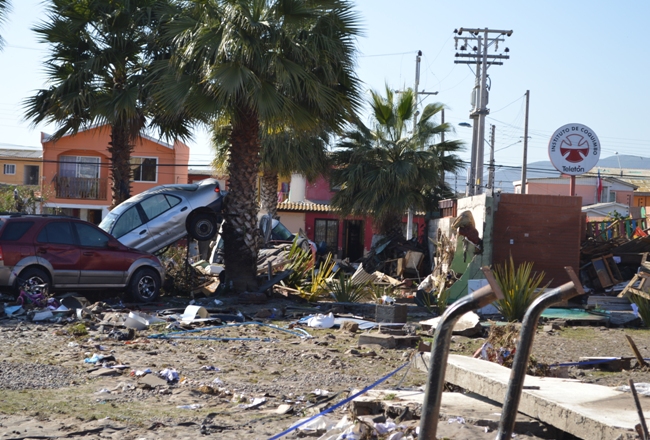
(99, 179, 225, 254)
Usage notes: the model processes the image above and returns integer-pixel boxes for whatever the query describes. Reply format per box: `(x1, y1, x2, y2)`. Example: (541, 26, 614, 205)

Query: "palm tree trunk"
(260, 169, 279, 219)
(108, 124, 134, 209)
(222, 107, 262, 292)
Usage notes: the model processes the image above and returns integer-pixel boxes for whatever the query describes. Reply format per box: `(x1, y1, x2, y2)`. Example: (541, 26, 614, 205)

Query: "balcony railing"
(53, 175, 107, 200)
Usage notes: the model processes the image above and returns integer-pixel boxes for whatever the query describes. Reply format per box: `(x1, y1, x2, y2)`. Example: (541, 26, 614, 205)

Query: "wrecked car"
(99, 178, 224, 254)
(0, 214, 164, 302)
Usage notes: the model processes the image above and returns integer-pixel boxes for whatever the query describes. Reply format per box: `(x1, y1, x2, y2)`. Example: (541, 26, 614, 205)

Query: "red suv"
(0, 214, 164, 302)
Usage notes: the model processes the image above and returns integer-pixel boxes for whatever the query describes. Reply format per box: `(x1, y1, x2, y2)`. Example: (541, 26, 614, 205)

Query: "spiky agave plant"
(328, 272, 370, 303)
(493, 256, 548, 322)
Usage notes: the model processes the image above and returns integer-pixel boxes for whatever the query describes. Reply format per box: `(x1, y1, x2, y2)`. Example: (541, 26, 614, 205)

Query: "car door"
(140, 193, 188, 249)
(35, 221, 80, 287)
(74, 221, 134, 287)
(111, 204, 158, 253)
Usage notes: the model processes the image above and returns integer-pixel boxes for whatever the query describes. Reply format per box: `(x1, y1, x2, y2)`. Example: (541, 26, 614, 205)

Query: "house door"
(343, 220, 364, 262)
(23, 166, 39, 185)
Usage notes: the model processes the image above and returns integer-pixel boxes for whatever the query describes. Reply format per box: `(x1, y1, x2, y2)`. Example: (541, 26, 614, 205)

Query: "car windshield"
(98, 211, 118, 234)
(272, 221, 294, 241)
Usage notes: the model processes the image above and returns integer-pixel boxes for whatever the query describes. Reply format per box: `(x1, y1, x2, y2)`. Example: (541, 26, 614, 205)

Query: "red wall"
(303, 212, 426, 255)
(305, 176, 334, 201)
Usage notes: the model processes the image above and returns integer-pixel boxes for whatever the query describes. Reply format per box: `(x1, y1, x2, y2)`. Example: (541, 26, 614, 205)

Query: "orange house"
(41, 125, 190, 224)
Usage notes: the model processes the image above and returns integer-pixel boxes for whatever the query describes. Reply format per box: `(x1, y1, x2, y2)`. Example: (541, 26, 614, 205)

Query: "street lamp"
(615, 152, 622, 176)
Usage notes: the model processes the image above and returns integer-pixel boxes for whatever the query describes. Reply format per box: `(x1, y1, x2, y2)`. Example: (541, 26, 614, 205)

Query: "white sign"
(548, 123, 600, 175)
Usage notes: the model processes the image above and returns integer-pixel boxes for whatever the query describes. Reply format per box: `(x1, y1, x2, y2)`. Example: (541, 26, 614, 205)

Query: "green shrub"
(328, 272, 369, 303)
(297, 253, 336, 302)
(284, 238, 314, 289)
(493, 256, 548, 322)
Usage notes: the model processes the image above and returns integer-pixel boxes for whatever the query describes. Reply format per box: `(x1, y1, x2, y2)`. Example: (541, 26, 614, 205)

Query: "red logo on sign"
(559, 134, 589, 163)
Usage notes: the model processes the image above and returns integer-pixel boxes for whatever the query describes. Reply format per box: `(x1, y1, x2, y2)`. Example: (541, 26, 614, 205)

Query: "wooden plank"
(625, 334, 648, 368)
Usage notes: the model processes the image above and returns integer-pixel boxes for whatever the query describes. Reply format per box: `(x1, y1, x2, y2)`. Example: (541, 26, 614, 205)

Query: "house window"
(60, 156, 100, 178)
(3, 164, 15, 175)
(131, 157, 157, 182)
(314, 219, 338, 254)
(608, 191, 616, 203)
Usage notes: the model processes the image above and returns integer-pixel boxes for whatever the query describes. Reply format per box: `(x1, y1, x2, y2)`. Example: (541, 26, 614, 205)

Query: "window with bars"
(314, 219, 338, 254)
(59, 156, 100, 178)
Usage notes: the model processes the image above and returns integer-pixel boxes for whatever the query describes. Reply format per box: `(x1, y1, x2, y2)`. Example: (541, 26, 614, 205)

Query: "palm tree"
(168, 0, 362, 291)
(330, 86, 464, 238)
(0, 0, 11, 50)
(24, 0, 192, 208)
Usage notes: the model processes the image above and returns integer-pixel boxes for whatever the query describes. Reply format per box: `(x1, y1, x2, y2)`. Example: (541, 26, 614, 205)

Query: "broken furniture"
(618, 252, 650, 300)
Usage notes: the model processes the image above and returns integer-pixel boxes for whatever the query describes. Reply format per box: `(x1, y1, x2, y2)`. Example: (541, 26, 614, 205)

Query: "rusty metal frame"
(418, 267, 504, 440)
(496, 267, 585, 440)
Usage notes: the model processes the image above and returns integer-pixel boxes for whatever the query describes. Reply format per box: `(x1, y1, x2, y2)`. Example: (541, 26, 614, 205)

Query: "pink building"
(276, 174, 425, 261)
(514, 175, 636, 206)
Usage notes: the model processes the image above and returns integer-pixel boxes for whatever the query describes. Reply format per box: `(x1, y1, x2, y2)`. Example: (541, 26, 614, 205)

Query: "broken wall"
(492, 193, 581, 287)
(428, 194, 495, 301)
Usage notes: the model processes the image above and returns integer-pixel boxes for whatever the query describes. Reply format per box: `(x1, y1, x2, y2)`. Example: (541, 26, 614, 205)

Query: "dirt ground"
(1, 292, 649, 440)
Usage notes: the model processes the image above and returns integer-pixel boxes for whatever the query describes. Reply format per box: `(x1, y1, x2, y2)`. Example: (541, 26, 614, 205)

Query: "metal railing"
(53, 175, 107, 200)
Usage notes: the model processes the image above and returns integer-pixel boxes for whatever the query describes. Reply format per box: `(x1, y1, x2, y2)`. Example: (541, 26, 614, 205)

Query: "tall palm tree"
(168, 0, 361, 291)
(330, 86, 464, 238)
(24, 0, 192, 208)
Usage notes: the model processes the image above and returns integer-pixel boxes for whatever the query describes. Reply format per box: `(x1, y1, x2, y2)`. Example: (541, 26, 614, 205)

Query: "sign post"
(548, 123, 600, 196)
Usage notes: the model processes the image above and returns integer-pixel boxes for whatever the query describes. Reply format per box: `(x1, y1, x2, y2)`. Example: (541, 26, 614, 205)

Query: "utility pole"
(520, 90, 530, 194)
(488, 124, 495, 195)
(454, 28, 512, 196)
(440, 108, 445, 189)
(406, 50, 438, 240)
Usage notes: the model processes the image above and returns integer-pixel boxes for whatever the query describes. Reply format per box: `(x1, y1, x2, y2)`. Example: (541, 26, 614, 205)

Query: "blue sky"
(0, 0, 647, 179)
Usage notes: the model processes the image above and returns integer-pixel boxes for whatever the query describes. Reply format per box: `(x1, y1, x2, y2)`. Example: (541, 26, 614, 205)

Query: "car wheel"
(128, 267, 160, 303)
(16, 267, 51, 294)
(188, 212, 218, 241)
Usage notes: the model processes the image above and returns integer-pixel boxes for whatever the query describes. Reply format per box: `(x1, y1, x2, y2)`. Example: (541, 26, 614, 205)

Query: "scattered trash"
(4, 305, 23, 316)
(125, 311, 164, 330)
(616, 383, 650, 397)
(180, 305, 210, 324)
(177, 404, 202, 410)
(306, 312, 335, 328)
(84, 354, 104, 364)
(420, 311, 482, 337)
(239, 397, 266, 410)
(159, 368, 180, 383)
(200, 365, 220, 371)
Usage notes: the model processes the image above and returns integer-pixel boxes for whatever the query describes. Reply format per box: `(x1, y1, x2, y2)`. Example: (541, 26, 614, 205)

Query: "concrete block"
(415, 353, 641, 439)
(358, 333, 396, 349)
(375, 304, 408, 323)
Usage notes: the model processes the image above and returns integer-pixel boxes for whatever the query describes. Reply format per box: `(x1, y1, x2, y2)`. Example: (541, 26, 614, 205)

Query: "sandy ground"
(0, 293, 648, 439)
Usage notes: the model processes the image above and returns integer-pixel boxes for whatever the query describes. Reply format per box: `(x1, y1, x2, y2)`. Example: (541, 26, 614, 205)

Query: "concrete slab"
(415, 353, 642, 440)
(351, 389, 545, 434)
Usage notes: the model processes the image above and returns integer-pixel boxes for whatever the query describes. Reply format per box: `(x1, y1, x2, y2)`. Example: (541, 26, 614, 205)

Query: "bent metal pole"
(418, 267, 504, 440)
(496, 267, 585, 440)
